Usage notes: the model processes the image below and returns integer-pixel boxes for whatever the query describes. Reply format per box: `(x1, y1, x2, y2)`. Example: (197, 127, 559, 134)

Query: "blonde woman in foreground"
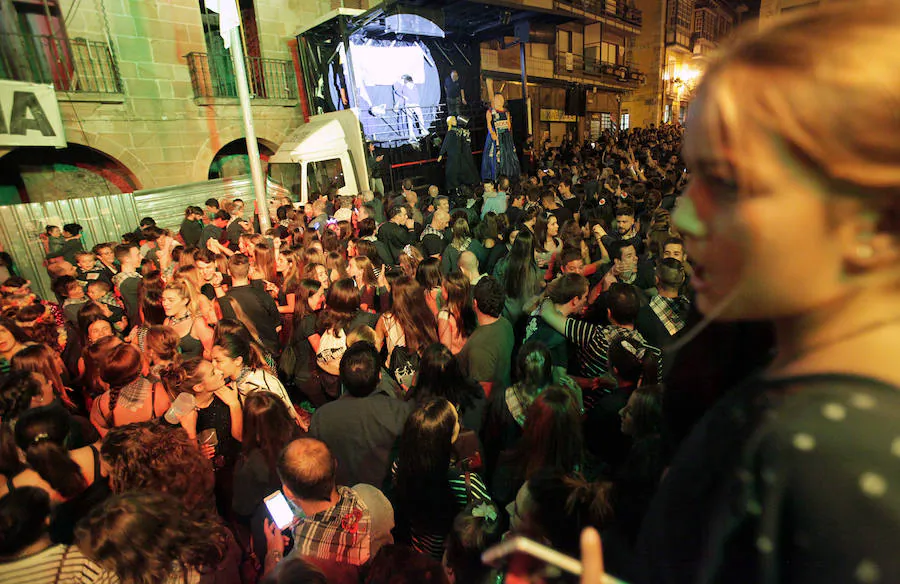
(586, 3, 900, 584)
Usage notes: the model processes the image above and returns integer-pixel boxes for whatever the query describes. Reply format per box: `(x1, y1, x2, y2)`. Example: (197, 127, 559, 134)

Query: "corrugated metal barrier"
(0, 194, 140, 300)
(134, 176, 292, 232)
(0, 176, 293, 301)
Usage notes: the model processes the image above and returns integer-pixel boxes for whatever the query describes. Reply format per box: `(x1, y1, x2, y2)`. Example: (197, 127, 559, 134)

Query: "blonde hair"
(164, 279, 198, 317)
(171, 267, 205, 316)
(686, 2, 900, 210)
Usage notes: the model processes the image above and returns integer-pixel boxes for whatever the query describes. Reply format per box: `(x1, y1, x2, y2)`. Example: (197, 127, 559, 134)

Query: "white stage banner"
(0, 80, 66, 148)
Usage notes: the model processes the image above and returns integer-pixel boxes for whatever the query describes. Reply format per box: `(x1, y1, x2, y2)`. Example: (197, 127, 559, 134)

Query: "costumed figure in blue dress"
(481, 93, 521, 180)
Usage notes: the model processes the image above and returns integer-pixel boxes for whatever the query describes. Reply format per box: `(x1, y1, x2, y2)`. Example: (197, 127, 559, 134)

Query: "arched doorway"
(0, 144, 140, 205)
(208, 138, 275, 180)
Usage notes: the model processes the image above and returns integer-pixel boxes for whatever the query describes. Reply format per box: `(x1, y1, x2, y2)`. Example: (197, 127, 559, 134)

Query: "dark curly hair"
(76, 491, 228, 584)
(101, 421, 215, 515)
(472, 276, 506, 318)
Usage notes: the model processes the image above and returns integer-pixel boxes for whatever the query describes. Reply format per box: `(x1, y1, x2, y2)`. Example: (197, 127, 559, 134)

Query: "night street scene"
(1, 0, 899, 583)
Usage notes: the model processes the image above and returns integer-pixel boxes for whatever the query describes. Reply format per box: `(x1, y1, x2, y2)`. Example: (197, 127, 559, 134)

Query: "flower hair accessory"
(32, 432, 50, 444)
(472, 502, 497, 522)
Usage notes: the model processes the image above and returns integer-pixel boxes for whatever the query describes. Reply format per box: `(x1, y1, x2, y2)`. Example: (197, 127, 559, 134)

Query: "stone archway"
(0, 143, 140, 204)
(207, 138, 277, 180)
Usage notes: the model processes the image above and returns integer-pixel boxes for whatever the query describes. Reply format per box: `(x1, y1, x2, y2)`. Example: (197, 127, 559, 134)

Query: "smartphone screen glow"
(264, 491, 295, 530)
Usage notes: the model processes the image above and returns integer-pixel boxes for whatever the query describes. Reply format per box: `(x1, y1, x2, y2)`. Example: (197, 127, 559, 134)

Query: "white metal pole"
(229, 26, 271, 233)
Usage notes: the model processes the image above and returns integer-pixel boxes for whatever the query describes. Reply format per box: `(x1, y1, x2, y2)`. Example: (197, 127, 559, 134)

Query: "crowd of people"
(2, 4, 900, 584)
(0, 116, 681, 582)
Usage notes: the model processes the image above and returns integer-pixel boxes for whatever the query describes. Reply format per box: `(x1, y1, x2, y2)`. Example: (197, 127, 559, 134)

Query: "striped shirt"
(0, 544, 118, 584)
(564, 319, 649, 378)
(392, 462, 492, 559)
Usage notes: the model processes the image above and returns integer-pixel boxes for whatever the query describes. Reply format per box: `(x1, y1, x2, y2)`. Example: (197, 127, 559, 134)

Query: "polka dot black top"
(635, 374, 900, 584)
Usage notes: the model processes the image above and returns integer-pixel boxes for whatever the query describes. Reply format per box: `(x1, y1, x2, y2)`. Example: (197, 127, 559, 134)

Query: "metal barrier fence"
(0, 33, 121, 94)
(185, 52, 298, 100)
(0, 194, 139, 301)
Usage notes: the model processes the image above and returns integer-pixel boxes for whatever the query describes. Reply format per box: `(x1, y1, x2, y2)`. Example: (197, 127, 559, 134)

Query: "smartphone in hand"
(264, 491, 297, 531)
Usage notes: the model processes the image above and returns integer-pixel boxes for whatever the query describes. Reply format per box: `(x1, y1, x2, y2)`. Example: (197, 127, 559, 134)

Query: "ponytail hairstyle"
(159, 358, 207, 397)
(100, 344, 143, 423)
(14, 406, 87, 498)
(214, 332, 265, 371)
(514, 341, 553, 396)
(213, 319, 268, 367)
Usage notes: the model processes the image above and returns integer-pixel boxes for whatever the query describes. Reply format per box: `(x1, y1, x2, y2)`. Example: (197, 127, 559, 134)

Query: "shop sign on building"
(0, 80, 66, 148)
(539, 108, 577, 123)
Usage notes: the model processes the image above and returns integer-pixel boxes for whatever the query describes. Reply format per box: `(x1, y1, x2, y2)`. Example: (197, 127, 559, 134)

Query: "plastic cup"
(164, 393, 196, 424)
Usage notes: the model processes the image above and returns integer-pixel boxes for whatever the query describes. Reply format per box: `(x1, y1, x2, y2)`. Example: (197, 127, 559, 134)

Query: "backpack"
(388, 345, 420, 393)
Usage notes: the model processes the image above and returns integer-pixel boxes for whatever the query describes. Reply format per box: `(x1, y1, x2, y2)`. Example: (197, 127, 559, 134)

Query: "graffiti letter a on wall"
(8, 91, 55, 136)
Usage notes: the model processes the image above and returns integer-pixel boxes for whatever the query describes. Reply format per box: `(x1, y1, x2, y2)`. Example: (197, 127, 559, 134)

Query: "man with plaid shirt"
(637, 258, 691, 349)
(274, 438, 394, 569)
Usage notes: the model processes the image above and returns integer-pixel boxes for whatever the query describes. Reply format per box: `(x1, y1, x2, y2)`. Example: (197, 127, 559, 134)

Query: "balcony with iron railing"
(556, 52, 646, 87)
(0, 33, 122, 99)
(554, 0, 642, 27)
(185, 52, 298, 105)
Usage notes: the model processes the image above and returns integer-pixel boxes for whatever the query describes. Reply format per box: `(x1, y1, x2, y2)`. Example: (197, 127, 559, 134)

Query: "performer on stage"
(438, 116, 480, 193)
(393, 74, 429, 143)
(481, 93, 521, 180)
(444, 70, 467, 116)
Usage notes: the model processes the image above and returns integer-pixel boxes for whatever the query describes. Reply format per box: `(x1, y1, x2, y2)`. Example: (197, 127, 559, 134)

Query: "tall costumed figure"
(438, 116, 481, 193)
(481, 93, 521, 180)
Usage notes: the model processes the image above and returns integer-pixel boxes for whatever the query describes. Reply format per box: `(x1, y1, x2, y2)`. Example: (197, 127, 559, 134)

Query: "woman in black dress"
(161, 358, 242, 518)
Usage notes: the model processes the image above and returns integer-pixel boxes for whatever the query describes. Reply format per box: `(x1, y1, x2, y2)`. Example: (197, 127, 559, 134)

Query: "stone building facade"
(0, 0, 354, 203)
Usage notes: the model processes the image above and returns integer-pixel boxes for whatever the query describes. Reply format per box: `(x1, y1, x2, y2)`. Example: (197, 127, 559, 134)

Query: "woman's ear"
(840, 207, 900, 275)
